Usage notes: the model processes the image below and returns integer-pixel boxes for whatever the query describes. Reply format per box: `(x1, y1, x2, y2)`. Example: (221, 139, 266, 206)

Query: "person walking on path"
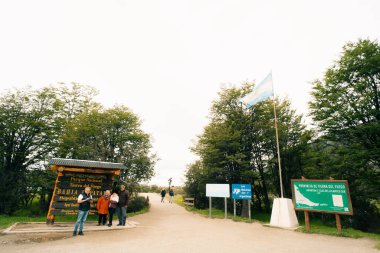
(97, 190, 111, 226)
(117, 185, 129, 226)
(160, 189, 166, 203)
(108, 190, 119, 227)
(73, 187, 92, 236)
(169, 189, 174, 204)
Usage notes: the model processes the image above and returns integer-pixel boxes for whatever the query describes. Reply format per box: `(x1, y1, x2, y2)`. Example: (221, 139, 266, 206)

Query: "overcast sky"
(1, 0, 379, 186)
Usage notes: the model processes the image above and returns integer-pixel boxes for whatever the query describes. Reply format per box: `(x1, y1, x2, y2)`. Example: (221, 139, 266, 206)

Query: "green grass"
(296, 219, 380, 250)
(0, 205, 150, 230)
(173, 195, 270, 223)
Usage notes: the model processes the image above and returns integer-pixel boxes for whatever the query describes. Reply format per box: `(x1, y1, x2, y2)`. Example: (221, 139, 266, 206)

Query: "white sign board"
(206, 184, 230, 198)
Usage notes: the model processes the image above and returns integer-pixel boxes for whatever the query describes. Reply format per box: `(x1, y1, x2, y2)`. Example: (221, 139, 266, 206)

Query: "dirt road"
(1, 193, 377, 253)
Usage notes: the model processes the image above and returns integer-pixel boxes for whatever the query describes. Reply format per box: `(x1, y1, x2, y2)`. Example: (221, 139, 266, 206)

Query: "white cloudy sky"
(0, 0, 379, 186)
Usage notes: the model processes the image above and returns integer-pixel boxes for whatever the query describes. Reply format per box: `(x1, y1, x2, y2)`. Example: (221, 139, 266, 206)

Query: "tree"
(58, 105, 157, 193)
(308, 39, 380, 231)
(0, 87, 62, 213)
(0, 84, 155, 214)
(186, 83, 310, 213)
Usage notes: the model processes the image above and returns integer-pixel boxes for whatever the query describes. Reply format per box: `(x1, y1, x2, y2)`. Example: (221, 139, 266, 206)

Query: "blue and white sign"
(232, 184, 252, 200)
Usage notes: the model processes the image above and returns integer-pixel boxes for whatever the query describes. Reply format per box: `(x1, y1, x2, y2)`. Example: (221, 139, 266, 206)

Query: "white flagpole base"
(269, 198, 299, 229)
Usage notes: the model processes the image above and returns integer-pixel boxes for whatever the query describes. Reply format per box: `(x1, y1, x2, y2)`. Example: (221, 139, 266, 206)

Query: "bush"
(127, 196, 149, 213)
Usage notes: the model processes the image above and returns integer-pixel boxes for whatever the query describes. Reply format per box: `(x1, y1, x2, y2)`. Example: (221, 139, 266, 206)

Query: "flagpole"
(271, 73, 284, 198)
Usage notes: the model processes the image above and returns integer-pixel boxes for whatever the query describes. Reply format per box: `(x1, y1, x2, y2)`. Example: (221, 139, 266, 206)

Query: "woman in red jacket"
(97, 190, 111, 226)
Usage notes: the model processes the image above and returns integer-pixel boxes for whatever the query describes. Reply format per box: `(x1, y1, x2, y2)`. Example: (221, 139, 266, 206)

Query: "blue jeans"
(73, 210, 89, 233)
(116, 206, 127, 224)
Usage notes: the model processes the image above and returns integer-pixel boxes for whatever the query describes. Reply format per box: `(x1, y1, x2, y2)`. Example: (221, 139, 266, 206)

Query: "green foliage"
(308, 39, 380, 231)
(127, 196, 150, 213)
(184, 39, 380, 232)
(58, 105, 157, 186)
(185, 84, 310, 213)
(0, 83, 156, 215)
(0, 87, 63, 214)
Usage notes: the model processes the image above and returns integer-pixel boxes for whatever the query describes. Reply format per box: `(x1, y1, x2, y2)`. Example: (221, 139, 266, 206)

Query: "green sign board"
(291, 180, 353, 215)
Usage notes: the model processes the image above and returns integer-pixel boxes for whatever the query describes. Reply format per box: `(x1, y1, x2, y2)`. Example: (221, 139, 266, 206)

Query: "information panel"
(291, 180, 353, 215)
(206, 184, 230, 198)
(231, 184, 252, 200)
(51, 174, 113, 215)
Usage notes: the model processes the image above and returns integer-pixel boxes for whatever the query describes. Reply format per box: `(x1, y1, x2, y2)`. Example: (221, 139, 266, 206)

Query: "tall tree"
(308, 39, 380, 231)
(186, 83, 309, 213)
(58, 105, 157, 191)
(0, 87, 62, 213)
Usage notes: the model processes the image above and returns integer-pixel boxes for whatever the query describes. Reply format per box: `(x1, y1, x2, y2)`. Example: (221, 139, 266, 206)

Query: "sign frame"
(291, 179, 353, 215)
(206, 184, 230, 219)
(46, 158, 126, 224)
(206, 184, 230, 198)
(231, 184, 252, 200)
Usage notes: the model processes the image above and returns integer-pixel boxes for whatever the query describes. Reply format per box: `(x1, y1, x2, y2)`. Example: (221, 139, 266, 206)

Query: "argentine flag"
(241, 73, 274, 108)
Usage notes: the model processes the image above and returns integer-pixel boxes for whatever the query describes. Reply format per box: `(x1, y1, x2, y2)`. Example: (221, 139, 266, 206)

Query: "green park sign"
(291, 180, 353, 215)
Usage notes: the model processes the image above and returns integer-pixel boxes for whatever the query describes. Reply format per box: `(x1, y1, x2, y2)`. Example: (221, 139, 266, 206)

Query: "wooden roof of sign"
(49, 158, 127, 170)
(49, 158, 127, 175)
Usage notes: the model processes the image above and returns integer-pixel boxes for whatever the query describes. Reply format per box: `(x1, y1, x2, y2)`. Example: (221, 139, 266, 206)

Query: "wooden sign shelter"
(46, 158, 127, 224)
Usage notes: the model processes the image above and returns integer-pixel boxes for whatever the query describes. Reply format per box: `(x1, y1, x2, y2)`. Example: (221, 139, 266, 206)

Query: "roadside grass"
(0, 205, 150, 230)
(297, 219, 380, 250)
(174, 195, 380, 249)
(173, 195, 270, 223)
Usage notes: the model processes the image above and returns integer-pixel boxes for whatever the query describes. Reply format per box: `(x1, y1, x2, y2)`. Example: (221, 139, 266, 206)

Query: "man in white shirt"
(73, 187, 92, 236)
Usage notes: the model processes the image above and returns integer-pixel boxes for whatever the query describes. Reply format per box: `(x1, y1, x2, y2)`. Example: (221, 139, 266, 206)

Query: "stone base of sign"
(269, 198, 299, 229)
(2, 220, 138, 234)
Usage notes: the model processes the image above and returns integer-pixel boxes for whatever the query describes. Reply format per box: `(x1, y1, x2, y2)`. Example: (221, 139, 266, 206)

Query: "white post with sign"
(206, 184, 230, 218)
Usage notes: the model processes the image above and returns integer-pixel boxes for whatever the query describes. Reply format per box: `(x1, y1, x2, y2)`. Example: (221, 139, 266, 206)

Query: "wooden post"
(46, 171, 63, 224)
(335, 214, 342, 234)
(330, 176, 342, 234)
(301, 176, 311, 232)
(304, 211, 310, 232)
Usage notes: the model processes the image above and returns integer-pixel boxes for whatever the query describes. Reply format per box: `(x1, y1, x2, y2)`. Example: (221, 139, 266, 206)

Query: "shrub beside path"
(1, 193, 377, 253)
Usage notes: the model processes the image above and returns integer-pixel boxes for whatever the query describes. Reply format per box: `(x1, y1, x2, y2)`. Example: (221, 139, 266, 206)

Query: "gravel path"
(1, 193, 377, 253)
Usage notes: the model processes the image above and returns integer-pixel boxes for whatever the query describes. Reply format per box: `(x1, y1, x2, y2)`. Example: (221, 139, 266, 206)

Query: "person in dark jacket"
(117, 185, 129, 226)
(160, 189, 166, 203)
(169, 189, 174, 203)
(73, 187, 92, 236)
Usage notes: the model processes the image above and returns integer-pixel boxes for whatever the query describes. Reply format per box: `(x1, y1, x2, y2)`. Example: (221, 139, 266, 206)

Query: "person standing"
(160, 189, 166, 203)
(73, 187, 92, 236)
(96, 190, 110, 226)
(169, 188, 174, 204)
(117, 185, 129, 226)
(108, 189, 119, 227)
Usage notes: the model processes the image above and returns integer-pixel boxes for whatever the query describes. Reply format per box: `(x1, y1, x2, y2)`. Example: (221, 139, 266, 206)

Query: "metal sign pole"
(209, 197, 212, 218)
(233, 199, 236, 218)
(248, 200, 251, 221)
(224, 197, 227, 219)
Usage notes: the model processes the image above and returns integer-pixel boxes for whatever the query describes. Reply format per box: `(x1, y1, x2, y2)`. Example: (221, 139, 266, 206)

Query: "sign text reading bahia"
(291, 180, 353, 215)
